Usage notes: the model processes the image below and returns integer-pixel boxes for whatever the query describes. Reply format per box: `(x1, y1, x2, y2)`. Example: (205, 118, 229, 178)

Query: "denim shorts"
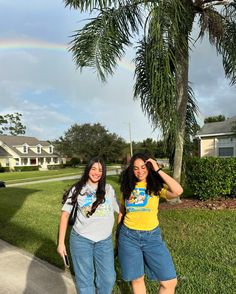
(118, 224, 176, 281)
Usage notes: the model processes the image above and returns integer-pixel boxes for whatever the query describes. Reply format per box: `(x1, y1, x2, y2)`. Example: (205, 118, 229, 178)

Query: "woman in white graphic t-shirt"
(57, 157, 119, 294)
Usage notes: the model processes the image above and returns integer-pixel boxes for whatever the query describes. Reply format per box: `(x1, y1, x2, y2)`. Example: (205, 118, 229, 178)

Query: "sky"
(0, 0, 235, 143)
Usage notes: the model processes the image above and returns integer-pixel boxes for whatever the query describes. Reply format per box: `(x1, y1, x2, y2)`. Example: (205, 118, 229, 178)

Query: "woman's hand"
(145, 158, 160, 172)
(57, 243, 67, 258)
(146, 158, 183, 198)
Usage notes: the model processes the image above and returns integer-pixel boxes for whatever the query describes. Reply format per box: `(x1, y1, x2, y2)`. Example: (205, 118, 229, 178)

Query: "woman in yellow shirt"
(118, 153, 183, 294)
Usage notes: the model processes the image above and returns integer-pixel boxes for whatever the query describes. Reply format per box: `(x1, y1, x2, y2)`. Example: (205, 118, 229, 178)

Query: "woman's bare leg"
(131, 275, 146, 294)
(158, 278, 177, 294)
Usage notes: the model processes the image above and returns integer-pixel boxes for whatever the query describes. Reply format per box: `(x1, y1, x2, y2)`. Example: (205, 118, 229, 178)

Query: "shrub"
(67, 157, 81, 167)
(0, 164, 10, 173)
(47, 164, 65, 170)
(186, 157, 236, 200)
(14, 166, 39, 172)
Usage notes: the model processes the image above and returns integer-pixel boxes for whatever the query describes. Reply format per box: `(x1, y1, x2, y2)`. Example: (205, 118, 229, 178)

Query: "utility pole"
(129, 122, 133, 157)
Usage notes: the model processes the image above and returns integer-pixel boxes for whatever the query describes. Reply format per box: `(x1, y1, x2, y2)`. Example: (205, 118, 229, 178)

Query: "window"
(218, 137, 233, 146)
(23, 145, 28, 153)
(217, 137, 234, 157)
(49, 146, 53, 153)
(37, 146, 41, 153)
(219, 147, 234, 157)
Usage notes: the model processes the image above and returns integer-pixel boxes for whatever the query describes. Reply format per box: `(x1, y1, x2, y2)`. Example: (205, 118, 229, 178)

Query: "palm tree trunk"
(170, 43, 189, 204)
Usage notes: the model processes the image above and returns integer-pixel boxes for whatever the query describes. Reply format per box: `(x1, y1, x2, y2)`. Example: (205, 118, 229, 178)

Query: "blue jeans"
(70, 230, 116, 294)
(118, 225, 176, 281)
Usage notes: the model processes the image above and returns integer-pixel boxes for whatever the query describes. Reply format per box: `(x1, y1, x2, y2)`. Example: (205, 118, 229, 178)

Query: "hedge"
(186, 157, 236, 200)
(0, 166, 11, 173)
(47, 164, 65, 170)
(14, 166, 39, 172)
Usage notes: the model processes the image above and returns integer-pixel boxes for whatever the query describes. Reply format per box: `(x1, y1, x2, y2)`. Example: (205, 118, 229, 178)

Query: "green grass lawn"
(0, 166, 120, 185)
(0, 168, 82, 184)
(0, 176, 235, 293)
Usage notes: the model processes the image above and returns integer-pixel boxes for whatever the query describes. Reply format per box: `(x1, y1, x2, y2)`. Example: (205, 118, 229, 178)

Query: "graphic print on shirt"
(78, 190, 112, 217)
(126, 187, 151, 212)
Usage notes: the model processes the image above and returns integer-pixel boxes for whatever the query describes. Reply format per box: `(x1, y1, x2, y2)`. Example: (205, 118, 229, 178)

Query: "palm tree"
(64, 0, 236, 184)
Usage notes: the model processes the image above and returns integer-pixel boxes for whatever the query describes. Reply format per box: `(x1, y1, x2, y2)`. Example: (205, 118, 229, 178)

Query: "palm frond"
(64, 0, 144, 12)
(217, 19, 236, 85)
(134, 0, 194, 138)
(185, 85, 199, 137)
(197, 3, 236, 85)
(223, 1, 236, 20)
(134, 36, 177, 138)
(198, 7, 224, 45)
(64, 0, 116, 12)
(69, 2, 143, 81)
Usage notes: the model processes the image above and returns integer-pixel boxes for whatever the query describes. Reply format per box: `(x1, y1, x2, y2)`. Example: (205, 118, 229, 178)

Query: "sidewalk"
(6, 169, 121, 187)
(0, 239, 77, 294)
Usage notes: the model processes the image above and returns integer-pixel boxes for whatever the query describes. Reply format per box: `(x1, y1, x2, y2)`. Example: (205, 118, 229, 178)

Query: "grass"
(0, 176, 235, 293)
(0, 166, 121, 185)
(0, 168, 81, 184)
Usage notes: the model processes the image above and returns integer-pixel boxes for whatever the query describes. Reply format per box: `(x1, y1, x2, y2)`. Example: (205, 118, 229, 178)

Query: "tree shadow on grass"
(0, 187, 40, 242)
(0, 186, 77, 293)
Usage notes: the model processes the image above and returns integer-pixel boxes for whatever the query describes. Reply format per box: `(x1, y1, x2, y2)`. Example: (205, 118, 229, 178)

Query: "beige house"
(0, 135, 65, 170)
(196, 116, 236, 158)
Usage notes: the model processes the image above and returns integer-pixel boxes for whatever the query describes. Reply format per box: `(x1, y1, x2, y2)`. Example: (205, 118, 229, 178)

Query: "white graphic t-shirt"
(62, 183, 120, 242)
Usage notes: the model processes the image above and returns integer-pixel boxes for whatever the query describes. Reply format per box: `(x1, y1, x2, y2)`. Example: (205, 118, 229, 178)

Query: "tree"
(204, 115, 226, 123)
(0, 113, 26, 135)
(132, 138, 157, 157)
(64, 0, 236, 182)
(54, 123, 126, 163)
(132, 138, 169, 158)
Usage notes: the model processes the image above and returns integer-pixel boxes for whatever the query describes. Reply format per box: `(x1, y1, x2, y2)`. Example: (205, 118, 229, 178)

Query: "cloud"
(189, 34, 236, 122)
(1, 0, 235, 143)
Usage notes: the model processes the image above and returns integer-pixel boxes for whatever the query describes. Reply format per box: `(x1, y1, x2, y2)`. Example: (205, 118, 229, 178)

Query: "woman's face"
(133, 158, 148, 182)
(88, 162, 103, 184)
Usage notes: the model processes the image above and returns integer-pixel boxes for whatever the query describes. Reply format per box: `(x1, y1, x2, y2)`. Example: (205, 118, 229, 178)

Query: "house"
(196, 116, 236, 158)
(0, 135, 65, 170)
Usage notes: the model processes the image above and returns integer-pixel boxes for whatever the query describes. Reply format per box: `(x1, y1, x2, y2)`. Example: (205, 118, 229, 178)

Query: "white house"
(0, 135, 65, 170)
(196, 116, 236, 158)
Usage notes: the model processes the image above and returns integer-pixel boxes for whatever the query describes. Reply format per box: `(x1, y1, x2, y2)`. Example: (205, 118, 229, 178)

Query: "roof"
(0, 146, 11, 157)
(0, 135, 51, 146)
(0, 135, 58, 157)
(197, 116, 236, 137)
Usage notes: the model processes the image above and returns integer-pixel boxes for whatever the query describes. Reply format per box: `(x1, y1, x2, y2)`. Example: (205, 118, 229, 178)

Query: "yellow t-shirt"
(122, 181, 167, 231)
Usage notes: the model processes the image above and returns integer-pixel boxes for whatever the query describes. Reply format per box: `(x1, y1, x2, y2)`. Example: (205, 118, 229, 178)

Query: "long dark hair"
(62, 157, 106, 217)
(120, 153, 164, 199)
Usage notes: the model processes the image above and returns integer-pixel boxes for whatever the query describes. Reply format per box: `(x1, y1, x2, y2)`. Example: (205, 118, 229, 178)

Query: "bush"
(47, 164, 65, 170)
(4, 167, 11, 172)
(186, 157, 236, 200)
(67, 157, 81, 167)
(14, 166, 39, 172)
(0, 164, 10, 173)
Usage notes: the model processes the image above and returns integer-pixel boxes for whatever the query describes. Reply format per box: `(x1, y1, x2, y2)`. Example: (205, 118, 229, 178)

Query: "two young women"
(57, 153, 183, 294)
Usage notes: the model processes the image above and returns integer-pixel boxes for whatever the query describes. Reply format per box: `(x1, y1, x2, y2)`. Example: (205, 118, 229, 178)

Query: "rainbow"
(0, 38, 68, 52)
(0, 38, 135, 72)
